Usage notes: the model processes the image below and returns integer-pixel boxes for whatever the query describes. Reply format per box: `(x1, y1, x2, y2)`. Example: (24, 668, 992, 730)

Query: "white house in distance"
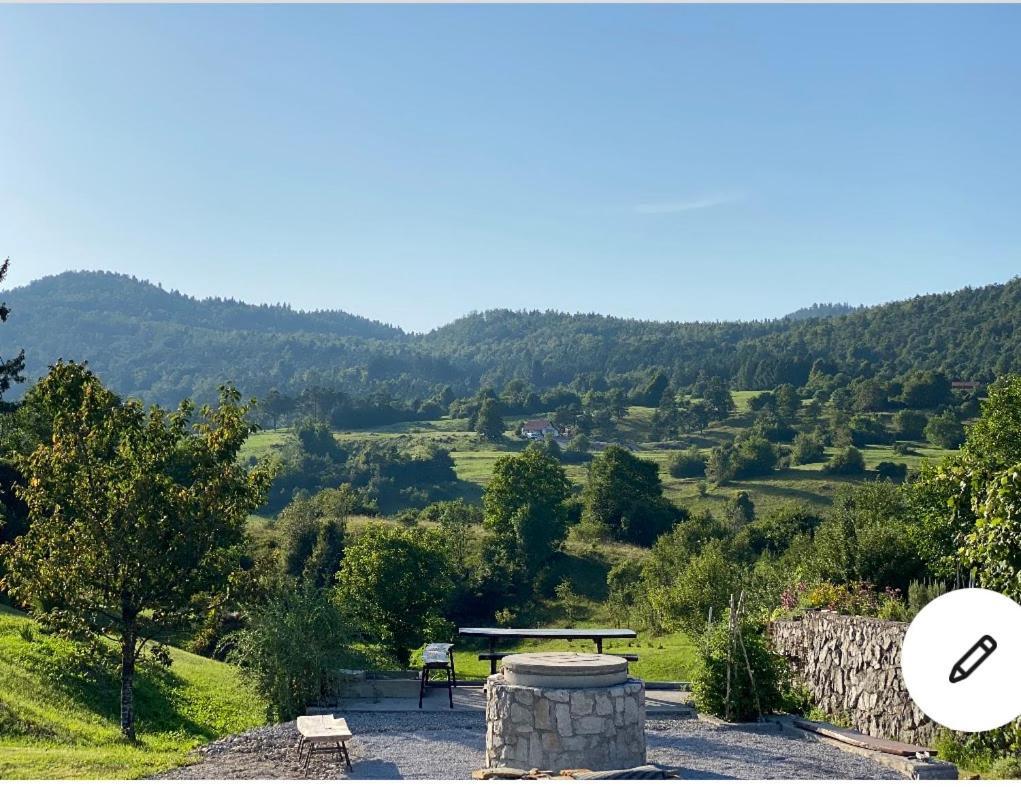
(521, 418, 560, 440)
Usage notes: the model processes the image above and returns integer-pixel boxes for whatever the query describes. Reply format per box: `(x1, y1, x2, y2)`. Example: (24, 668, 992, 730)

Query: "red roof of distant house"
(522, 418, 553, 431)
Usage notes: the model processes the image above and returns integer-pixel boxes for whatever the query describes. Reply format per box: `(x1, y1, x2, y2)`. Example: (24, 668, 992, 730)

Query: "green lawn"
(438, 630, 697, 683)
(0, 605, 264, 779)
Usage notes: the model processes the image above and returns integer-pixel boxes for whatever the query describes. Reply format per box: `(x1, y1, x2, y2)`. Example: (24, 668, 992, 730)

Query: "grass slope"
(0, 605, 263, 779)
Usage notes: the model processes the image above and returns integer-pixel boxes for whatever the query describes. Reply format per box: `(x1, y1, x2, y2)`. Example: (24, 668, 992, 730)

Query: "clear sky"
(1, 5, 1019, 332)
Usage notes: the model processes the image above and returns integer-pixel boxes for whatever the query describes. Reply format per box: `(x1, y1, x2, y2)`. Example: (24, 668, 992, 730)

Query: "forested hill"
(417, 279, 1021, 389)
(783, 302, 859, 321)
(3, 270, 1020, 405)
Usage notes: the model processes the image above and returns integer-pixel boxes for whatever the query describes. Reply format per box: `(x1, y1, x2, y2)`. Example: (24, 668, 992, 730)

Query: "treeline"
(5, 271, 1021, 407)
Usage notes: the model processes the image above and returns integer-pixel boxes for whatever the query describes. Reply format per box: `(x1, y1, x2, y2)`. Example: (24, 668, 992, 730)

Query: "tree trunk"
(120, 622, 137, 742)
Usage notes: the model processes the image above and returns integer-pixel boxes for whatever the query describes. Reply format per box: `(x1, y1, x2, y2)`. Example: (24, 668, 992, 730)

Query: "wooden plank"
(792, 717, 937, 757)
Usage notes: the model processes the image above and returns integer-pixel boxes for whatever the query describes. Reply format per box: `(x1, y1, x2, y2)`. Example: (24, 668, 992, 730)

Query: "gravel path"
(156, 713, 904, 780)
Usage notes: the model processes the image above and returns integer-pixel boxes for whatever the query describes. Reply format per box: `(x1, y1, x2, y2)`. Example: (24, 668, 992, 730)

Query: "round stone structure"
(485, 652, 646, 773)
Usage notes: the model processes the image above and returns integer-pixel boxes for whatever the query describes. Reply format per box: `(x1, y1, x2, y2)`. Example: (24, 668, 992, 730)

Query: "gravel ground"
(156, 713, 904, 780)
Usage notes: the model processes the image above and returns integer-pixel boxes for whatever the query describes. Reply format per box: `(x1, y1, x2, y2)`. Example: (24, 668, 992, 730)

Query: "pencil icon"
(949, 635, 997, 684)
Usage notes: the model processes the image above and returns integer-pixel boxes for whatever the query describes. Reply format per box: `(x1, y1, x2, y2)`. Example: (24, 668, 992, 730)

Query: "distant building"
(952, 381, 982, 392)
(521, 418, 559, 440)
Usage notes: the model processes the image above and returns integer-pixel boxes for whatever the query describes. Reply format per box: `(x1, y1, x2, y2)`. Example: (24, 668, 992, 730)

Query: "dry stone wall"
(770, 611, 940, 745)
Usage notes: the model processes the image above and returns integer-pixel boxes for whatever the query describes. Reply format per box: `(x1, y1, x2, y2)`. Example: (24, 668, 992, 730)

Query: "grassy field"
(244, 394, 959, 535)
(0, 605, 263, 779)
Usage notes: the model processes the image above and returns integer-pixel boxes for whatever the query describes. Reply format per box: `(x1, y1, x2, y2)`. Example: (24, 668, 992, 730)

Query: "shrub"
(875, 461, 908, 482)
(791, 431, 825, 465)
(691, 617, 792, 722)
(668, 448, 706, 478)
(230, 579, 361, 722)
(893, 410, 928, 441)
(849, 415, 891, 446)
(925, 412, 966, 449)
(907, 580, 946, 618)
(824, 446, 865, 475)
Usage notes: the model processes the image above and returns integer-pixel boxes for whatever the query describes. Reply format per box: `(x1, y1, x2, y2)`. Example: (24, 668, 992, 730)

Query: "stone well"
(485, 653, 646, 772)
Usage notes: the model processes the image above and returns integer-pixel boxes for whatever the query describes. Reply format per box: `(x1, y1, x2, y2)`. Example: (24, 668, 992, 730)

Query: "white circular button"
(901, 588, 1021, 732)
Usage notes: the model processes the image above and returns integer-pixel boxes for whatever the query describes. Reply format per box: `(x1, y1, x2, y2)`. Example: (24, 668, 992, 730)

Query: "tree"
(661, 540, 737, 635)
(583, 446, 682, 546)
(900, 371, 952, 409)
(925, 412, 965, 449)
(0, 259, 26, 401)
(335, 525, 452, 667)
(892, 410, 928, 441)
(701, 377, 735, 421)
(791, 431, 825, 465)
(965, 374, 1021, 469)
(0, 362, 271, 741)
(483, 444, 570, 573)
(475, 396, 504, 440)
(774, 383, 801, 419)
(260, 388, 295, 428)
(277, 486, 355, 587)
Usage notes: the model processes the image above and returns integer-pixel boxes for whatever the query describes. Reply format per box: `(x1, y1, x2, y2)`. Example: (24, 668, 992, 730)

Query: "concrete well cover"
(502, 652, 628, 688)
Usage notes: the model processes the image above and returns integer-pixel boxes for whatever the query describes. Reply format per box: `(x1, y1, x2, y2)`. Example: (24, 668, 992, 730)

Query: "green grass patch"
(0, 605, 263, 779)
(436, 630, 697, 684)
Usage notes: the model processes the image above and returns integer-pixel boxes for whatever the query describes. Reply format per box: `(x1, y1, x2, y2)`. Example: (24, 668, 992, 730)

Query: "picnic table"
(458, 627, 637, 675)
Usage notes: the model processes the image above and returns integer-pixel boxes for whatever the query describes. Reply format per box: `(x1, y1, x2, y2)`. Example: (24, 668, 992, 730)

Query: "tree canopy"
(0, 362, 271, 740)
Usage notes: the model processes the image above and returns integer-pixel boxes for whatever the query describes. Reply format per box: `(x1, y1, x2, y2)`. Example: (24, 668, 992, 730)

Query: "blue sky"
(1, 5, 1019, 332)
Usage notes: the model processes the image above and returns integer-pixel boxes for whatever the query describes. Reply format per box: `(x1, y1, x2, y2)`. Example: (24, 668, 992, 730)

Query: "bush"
(230, 579, 361, 722)
(691, 617, 792, 722)
(925, 412, 966, 449)
(875, 461, 908, 482)
(849, 415, 891, 446)
(732, 436, 778, 478)
(907, 579, 946, 618)
(668, 448, 706, 478)
(791, 432, 825, 465)
(893, 410, 928, 441)
(824, 446, 865, 475)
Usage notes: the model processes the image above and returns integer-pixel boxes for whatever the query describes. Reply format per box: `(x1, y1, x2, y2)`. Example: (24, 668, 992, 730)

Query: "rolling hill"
(3, 270, 1019, 405)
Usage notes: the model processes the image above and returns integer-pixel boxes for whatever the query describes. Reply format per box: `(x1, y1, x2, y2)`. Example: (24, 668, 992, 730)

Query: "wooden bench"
(477, 651, 513, 674)
(296, 714, 353, 774)
(420, 642, 456, 708)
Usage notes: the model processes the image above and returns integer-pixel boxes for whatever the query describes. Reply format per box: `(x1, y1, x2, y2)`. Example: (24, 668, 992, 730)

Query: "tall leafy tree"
(335, 524, 452, 667)
(483, 443, 570, 574)
(475, 396, 505, 440)
(583, 445, 683, 546)
(0, 362, 271, 741)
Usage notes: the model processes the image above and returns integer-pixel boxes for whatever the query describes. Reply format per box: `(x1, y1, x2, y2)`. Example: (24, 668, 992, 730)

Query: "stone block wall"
(770, 611, 940, 745)
(485, 675, 646, 772)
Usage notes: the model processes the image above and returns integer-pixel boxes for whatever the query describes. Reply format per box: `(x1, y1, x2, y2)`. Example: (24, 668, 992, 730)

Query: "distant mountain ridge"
(3, 270, 1019, 405)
